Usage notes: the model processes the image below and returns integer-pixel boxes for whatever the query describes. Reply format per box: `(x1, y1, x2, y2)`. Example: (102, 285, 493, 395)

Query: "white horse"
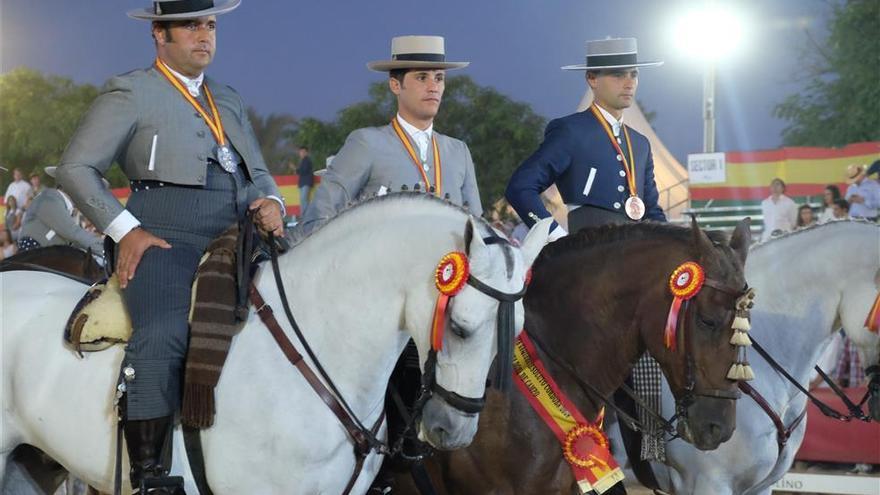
(0, 193, 550, 494)
(645, 220, 880, 495)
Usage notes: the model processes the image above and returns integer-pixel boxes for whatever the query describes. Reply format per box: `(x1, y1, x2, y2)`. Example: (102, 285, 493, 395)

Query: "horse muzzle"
(418, 394, 480, 451)
(678, 395, 737, 450)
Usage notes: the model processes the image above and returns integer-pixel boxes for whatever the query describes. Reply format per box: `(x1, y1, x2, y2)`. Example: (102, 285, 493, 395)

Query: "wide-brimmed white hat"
(128, 0, 240, 21)
(367, 36, 469, 72)
(562, 37, 663, 71)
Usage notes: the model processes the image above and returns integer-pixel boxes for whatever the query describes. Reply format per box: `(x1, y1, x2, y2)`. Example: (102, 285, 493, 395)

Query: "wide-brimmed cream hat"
(846, 164, 867, 184)
(562, 37, 663, 71)
(367, 36, 469, 72)
(128, 0, 240, 21)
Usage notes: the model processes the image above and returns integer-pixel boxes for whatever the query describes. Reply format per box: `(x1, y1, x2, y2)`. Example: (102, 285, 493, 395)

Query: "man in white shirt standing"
(845, 164, 880, 220)
(760, 178, 798, 241)
(4, 167, 33, 212)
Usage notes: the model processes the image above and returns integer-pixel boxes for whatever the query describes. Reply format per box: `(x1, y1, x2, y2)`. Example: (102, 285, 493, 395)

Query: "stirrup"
(137, 475, 186, 494)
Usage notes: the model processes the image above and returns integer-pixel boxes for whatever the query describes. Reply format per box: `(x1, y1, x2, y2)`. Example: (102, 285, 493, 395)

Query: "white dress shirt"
(396, 114, 433, 162)
(760, 194, 798, 241)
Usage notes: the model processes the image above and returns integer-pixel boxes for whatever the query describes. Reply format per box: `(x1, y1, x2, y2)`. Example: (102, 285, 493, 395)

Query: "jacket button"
(616, 154, 623, 161)
(619, 170, 626, 177)
(617, 185, 625, 192)
(197, 131, 206, 138)
(613, 202, 622, 209)
(197, 175, 204, 182)
(198, 154, 206, 161)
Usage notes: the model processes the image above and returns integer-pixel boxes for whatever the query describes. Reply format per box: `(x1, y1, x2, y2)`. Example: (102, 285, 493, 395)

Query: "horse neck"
(746, 223, 880, 384)
(526, 240, 674, 415)
(255, 202, 471, 418)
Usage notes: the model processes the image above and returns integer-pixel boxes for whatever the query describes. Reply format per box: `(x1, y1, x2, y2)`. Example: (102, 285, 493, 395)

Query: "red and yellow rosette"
(866, 292, 880, 334)
(563, 420, 612, 471)
(431, 252, 470, 351)
(665, 261, 706, 351)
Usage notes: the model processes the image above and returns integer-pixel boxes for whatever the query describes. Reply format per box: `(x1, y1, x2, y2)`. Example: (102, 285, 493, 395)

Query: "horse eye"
(449, 320, 469, 339)
(697, 313, 717, 329)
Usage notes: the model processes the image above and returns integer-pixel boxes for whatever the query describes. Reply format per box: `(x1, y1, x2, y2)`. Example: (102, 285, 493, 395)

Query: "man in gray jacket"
(299, 35, 482, 234)
(17, 166, 103, 254)
(56, 1, 283, 491)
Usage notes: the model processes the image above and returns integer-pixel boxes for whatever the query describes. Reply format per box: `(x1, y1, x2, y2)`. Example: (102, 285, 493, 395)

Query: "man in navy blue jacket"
(507, 38, 665, 238)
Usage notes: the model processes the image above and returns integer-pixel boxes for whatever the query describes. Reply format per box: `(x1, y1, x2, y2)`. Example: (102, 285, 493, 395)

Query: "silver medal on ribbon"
(216, 145, 236, 173)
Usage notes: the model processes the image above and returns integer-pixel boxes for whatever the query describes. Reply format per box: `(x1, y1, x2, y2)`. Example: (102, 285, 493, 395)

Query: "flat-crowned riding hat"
(127, 0, 240, 21)
(562, 37, 663, 71)
(367, 35, 469, 72)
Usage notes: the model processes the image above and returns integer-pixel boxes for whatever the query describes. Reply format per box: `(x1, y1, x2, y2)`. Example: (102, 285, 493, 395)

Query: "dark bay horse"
(0, 245, 104, 283)
(394, 219, 752, 495)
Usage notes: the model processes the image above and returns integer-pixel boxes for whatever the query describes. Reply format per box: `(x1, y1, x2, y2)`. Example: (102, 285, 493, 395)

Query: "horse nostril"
(709, 423, 723, 439)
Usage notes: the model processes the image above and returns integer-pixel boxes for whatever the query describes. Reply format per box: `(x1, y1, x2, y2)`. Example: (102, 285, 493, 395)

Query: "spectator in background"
(845, 164, 880, 220)
(0, 227, 16, 259)
(796, 204, 816, 229)
(818, 184, 842, 224)
(296, 145, 314, 216)
(4, 195, 22, 241)
(4, 167, 32, 212)
(760, 178, 798, 241)
(24, 171, 45, 209)
(832, 199, 850, 220)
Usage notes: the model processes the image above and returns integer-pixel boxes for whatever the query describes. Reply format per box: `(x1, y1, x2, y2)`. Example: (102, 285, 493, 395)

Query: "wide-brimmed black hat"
(562, 37, 663, 71)
(128, 0, 240, 21)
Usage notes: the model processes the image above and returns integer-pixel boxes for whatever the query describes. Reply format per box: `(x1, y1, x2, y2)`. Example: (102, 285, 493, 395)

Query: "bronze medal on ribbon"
(624, 196, 645, 220)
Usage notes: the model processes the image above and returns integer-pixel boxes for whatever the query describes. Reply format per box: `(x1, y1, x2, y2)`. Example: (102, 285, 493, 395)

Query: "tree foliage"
(246, 108, 297, 174)
(292, 75, 546, 208)
(0, 68, 101, 190)
(774, 0, 880, 146)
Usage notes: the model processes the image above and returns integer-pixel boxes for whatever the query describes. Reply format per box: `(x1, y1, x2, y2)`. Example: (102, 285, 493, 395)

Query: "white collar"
(57, 188, 74, 214)
(594, 103, 624, 136)
(164, 63, 204, 97)
(396, 114, 433, 140)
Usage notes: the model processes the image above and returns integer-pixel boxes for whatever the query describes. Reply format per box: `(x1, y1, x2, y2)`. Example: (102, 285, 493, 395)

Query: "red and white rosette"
(665, 261, 706, 350)
(431, 252, 470, 351)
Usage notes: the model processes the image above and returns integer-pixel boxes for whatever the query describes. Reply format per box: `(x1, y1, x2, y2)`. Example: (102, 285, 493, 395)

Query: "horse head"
(648, 217, 751, 450)
(416, 217, 550, 450)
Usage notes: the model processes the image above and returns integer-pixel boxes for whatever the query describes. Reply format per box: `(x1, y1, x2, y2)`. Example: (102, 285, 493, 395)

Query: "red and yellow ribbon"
(665, 262, 706, 350)
(866, 292, 880, 334)
(513, 332, 625, 494)
(430, 252, 469, 351)
(391, 118, 442, 196)
(155, 58, 227, 147)
(589, 104, 637, 200)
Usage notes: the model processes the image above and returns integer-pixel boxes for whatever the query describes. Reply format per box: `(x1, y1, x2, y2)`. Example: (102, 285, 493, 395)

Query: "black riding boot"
(124, 416, 186, 494)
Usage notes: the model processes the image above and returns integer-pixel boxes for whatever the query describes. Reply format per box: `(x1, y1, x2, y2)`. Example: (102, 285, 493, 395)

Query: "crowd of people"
(761, 161, 880, 242)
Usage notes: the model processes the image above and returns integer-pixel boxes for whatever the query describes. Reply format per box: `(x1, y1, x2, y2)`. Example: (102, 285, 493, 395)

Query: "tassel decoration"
(729, 330, 752, 346)
(732, 315, 751, 331)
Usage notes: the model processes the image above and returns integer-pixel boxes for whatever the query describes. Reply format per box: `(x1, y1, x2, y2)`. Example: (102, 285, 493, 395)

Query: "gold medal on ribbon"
(391, 118, 442, 195)
(589, 104, 644, 220)
(155, 58, 237, 173)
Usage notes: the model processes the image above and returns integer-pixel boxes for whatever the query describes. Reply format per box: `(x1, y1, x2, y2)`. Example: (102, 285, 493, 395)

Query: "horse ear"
(520, 218, 553, 267)
(729, 217, 752, 266)
(464, 217, 485, 256)
(690, 215, 714, 260)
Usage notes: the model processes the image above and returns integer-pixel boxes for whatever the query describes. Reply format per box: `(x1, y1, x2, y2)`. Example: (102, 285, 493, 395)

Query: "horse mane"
(534, 221, 728, 269)
(293, 191, 491, 243)
(751, 218, 880, 251)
